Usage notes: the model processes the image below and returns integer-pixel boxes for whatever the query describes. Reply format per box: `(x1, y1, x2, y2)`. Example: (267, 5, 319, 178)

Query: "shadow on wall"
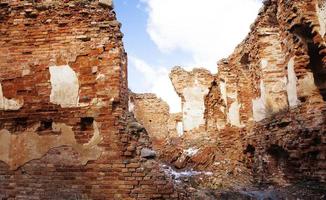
(291, 23, 326, 101)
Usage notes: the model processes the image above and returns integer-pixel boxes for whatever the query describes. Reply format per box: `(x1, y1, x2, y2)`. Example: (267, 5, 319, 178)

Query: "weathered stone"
(127, 121, 144, 132)
(141, 148, 156, 159)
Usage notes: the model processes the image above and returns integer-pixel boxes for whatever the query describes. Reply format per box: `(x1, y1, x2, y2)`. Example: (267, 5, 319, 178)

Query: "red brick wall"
(0, 1, 179, 199)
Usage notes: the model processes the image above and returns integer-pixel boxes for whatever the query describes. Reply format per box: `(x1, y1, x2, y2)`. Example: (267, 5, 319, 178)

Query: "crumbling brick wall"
(242, 0, 326, 185)
(0, 1, 180, 199)
(129, 93, 171, 148)
(212, 0, 326, 184)
(131, 0, 326, 187)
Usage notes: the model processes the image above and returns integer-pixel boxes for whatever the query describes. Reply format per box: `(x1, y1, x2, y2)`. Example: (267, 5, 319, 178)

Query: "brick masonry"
(132, 0, 326, 188)
(0, 1, 181, 199)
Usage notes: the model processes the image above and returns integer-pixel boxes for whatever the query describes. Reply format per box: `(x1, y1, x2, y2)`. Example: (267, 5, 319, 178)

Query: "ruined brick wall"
(241, 0, 326, 185)
(210, 0, 326, 184)
(214, 0, 326, 128)
(129, 93, 170, 148)
(169, 67, 214, 136)
(0, 1, 180, 199)
(129, 92, 183, 151)
(131, 0, 326, 187)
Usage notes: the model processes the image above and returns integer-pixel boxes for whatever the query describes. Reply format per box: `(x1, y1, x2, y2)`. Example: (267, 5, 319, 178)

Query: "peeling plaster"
(128, 99, 135, 112)
(287, 57, 299, 107)
(227, 97, 242, 127)
(0, 83, 23, 110)
(252, 80, 267, 122)
(184, 148, 199, 157)
(0, 121, 103, 170)
(176, 121, 184, 136)
(261, 59, 268, 69)
(220, 81, 227, 105)
(317, 2, 326, 37)
(182, 85, 208, 131)
(49, 65, 79, 108)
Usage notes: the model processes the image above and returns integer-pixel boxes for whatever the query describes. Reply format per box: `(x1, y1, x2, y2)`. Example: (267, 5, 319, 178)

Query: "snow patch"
(160, 164, 213, 182)
(184, 148, 199, 156)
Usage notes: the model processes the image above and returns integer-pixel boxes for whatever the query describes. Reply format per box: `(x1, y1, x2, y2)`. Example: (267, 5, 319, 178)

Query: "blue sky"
(114, 0, 262, 112)
(115, 1, 190, 92)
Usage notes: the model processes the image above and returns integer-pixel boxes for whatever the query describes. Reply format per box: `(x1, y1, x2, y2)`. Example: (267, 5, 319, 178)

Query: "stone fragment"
(127, 122, 144, 133)
(141, 148, 156, 159)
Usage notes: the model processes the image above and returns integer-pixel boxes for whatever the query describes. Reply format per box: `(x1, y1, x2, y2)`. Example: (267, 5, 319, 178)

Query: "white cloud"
(129, 56, 182, 113)
(131, 0, 262, 113)
(140, 0, 262, 72)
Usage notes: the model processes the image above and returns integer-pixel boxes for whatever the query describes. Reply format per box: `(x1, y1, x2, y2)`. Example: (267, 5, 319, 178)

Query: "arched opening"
(291, 23, 326, 101)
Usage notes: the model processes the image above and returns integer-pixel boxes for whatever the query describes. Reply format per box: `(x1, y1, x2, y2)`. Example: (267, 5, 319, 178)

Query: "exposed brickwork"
(129, 93, 171, 149)
(0, 1, 180, 199)
(132, 0, 326, 191)
(1, 0, 325, 198)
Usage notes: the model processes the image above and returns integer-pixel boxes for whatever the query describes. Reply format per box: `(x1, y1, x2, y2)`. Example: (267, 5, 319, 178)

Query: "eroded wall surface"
(0, 1, 180, 199)
(169, 67, 214, 134)
(129, 93, 170, 147)
(131, 0, 326, 187)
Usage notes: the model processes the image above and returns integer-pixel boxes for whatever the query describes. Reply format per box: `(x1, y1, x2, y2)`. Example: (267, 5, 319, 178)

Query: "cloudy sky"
(115, 0, 262, 113)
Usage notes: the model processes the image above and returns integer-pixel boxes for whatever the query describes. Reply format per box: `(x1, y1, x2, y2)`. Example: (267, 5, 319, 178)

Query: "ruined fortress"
(0, 0, 325, 199)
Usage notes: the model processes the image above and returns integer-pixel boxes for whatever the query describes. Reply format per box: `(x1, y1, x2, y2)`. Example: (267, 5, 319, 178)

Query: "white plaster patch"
(220, 81, 227, 105)
(286, 57, 299, 108)
(49, 65, 79, 108)
(252, 80, 267, 122)
(317, 2, 326, 37)
(228, 100, 241, 127)
(182, 85, 208, 131)
(261, 59, 268, 69)
(219, 106, 225, 114)
(225, 91, 242, 127)
(184, 148, 199, 157)
(128, 100, 135, 112)
(0, 83, 23, 110)
(0, 121, 103, 170)
(176, 121, 184, 136)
